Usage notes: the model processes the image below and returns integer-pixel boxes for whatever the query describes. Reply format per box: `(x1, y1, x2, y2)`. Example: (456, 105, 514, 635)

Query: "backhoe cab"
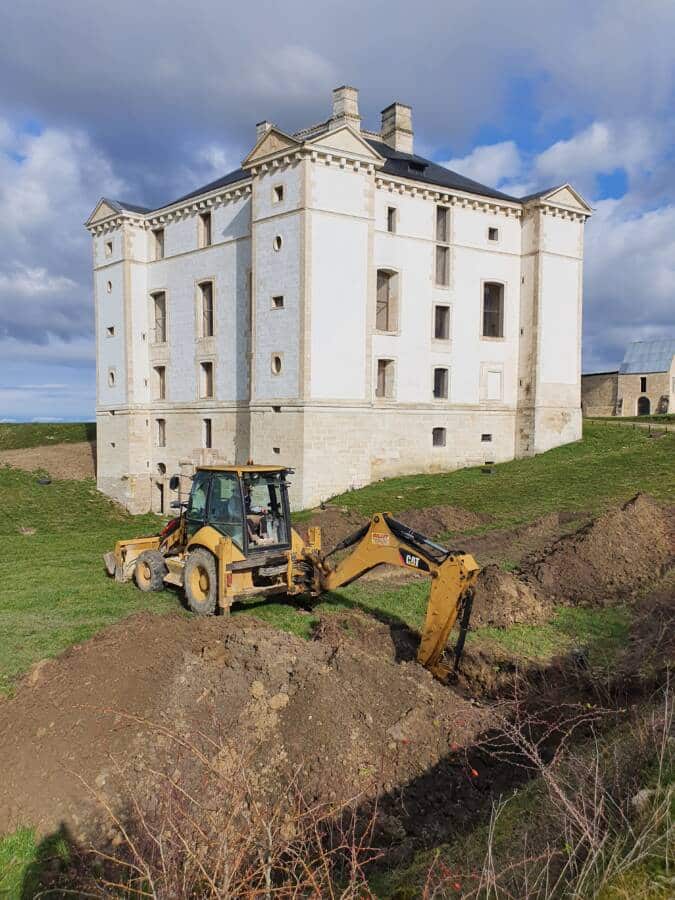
(104, 465, 480, 680)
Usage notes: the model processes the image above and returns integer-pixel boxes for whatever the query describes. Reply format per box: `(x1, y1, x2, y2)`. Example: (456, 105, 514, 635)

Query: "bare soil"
(296, 504, 490, 550)
(1, 494, 672, 859)
(0, 612, 491, 843)
(0, 441, 96, 480)
(523, 493, 673, 606)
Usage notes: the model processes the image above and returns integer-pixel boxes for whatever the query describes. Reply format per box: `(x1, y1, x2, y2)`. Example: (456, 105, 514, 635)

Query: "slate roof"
(364, 138, 519, 202)
(619, 339, 675, 374)
(112, 135, 522, 216)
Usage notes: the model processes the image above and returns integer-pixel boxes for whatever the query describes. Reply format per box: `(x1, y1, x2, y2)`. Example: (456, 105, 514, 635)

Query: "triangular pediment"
(542, 184, 592, 213)
(308, 125, 384, 163)
(86, 198, 120, 225)
(242, 128, 302, 167)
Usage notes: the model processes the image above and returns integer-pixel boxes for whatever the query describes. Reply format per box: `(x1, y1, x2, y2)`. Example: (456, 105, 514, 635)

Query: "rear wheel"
(184, 548, 218, 615)
(134, 550, 167, 592)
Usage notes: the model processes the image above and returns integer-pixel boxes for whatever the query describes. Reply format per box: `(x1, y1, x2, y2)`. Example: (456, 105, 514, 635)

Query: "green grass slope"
(0, 422, 95, 451)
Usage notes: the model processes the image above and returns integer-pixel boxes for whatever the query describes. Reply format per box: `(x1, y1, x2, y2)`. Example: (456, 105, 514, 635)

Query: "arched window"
(482, 282, 504, 338)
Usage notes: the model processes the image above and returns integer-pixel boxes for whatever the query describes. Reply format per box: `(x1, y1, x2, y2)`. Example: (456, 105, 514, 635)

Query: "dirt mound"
(0, 441, 96, 480)
(524, 494, 674, 605)
(297, 504, 489, 551)
(471, 564, 549, 628)
(0, 611, 490, 843)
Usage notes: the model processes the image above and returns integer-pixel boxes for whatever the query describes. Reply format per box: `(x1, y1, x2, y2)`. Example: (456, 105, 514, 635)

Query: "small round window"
(271, 354, 282, 375)
(106, 280, 112, 293)
(273, 235, 282, 252)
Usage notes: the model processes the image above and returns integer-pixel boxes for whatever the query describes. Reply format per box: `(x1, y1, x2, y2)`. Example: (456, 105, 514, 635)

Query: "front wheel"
(134, 550, 167, 592)
(184, 548, 218, 615)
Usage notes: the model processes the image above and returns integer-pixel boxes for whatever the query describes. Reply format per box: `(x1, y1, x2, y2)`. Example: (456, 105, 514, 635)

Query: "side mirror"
(169, 475, 180, 491)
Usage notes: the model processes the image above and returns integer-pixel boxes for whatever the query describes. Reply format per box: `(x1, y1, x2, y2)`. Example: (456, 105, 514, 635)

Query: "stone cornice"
(375, 175, 523, 218)
(86, 181, 254, 235)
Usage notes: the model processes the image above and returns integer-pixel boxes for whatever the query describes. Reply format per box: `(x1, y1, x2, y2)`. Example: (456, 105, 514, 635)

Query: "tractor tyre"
(134, 550, 167, 592)
(184, 548, 218, 616)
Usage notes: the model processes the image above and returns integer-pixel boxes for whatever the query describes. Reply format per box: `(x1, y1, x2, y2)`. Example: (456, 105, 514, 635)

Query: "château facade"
(86, 86, 592, 513)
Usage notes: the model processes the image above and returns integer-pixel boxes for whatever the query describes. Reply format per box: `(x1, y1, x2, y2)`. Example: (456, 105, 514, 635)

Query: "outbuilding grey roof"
(619, 339, 675, 374)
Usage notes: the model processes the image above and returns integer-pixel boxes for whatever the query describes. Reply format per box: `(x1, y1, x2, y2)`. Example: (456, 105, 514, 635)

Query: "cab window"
(207, 472, 245, 549)
(186, 470, 210, 537)
(242, 472, 289, 548)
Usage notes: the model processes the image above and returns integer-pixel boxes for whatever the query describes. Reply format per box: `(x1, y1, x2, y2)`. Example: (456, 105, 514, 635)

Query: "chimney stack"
(381, 102, 413, 154)
(256, 120, 273, 142)
(330, 86, 361, 130)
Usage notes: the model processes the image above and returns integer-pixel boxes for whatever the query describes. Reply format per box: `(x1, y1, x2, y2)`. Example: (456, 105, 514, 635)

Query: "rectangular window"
(432, 427, 446, 447)
(435, 245, 449, 286)
(272, 295, 284, 309)
(387, 206, 397, 233)
(434, 305, 450, 340)
(486, 369, 503, 401)
(375, 359, 395, 399)
(203, 418, 212, 449)
(200, 281, 214, 337)
(152, 228, 165, 260)
(200, 361, 214, 398)
(640, 376, 647, 392)
(156, 418, 166, 448)
(106, 325, 115, 337)
(482, 282, 504, 338)
(273, 184, 284, 203)
(152, 292, 167, 343)
(481, 433, 493, 442)
(488, 227, 499, 242)
(105, 240, 113, 257)
(436, 206, 449, 243)
(199, 212, 212, 248)
(153, 365, 166, 400)
(376, 270, 398, 332)
(433, 367, 449, 399)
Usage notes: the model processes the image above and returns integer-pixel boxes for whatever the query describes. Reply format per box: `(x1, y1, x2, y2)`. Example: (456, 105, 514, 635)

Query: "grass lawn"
(324, 422, 675, 527)
(0, 422, 95, 451)
(2, 422, 671, 696)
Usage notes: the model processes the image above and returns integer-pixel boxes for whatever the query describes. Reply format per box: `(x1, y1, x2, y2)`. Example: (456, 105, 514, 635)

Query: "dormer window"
(408, 161, 426, 174)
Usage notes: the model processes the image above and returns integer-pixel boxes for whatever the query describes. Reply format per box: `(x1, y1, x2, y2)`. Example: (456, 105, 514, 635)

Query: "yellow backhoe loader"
(104, 465, 479, 680)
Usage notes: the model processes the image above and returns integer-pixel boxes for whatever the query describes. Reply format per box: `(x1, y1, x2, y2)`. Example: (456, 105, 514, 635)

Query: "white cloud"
(440, 141, 522, 188)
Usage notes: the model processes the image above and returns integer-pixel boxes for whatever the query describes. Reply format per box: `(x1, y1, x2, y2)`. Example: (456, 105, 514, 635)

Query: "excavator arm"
(311, 513, 479, 680)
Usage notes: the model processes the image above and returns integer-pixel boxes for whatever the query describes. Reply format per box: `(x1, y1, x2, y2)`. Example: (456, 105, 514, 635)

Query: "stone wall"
(617, 371, 670, 416)
(581, 372, 618, 416)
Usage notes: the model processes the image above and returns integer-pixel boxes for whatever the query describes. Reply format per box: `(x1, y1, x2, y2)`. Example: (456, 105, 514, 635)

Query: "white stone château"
(86, 86, 592, 513)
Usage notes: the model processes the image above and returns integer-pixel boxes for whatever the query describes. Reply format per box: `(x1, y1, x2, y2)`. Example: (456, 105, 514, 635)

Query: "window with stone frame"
(156, 418, 166, 448)
(152, 292, 167, 343)
(433, 367, 449, 399)
(387, 206, 397, 233)
(435, 245, 450, 286)
(153, 365, 166, 400)
(432, 427, 446, 447)
(203, 418, 212, 449)
(199, 211, 212, 248)
(482, 282, 504, 338)
(199, 281, 214, 337)
(376, 269, 398, 332)
(434, 304, 450, 340)
(200, 361, 214, 399)
(152, 227, 165, 260)
(375, 358, 395, 399)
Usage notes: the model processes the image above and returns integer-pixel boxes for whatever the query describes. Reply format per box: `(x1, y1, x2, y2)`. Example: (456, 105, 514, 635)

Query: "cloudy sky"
(1, 0, 674, 420)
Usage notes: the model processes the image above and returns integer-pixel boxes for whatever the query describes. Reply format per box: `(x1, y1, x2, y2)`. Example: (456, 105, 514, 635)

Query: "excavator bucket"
(417, 562, 478, 679)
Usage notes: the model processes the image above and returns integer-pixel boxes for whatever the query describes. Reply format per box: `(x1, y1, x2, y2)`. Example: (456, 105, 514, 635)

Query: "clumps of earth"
(0, 493, 671, 853)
